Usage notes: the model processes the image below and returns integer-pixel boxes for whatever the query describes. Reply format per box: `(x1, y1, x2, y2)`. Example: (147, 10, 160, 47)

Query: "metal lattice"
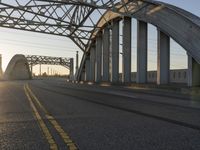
(26, 55, 72, 69)
(0, 0, 144, 51)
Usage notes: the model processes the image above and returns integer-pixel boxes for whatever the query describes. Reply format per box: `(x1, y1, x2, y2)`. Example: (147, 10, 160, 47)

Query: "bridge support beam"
(137, 21, 147, 84)
(95, 32, 102, 83)
(188, 55, 200, 87)
(70, 58, 74, 81)
(157, 30, 170, 85)
(111, 20, 120, 83)
(122, 17, 132, 83)
(102, 26, 110, 82)
(81, 71, 85, 81)
(90, 45, 96, 82)
(85, 57, 91, 81)
(0, 54, 2, 79)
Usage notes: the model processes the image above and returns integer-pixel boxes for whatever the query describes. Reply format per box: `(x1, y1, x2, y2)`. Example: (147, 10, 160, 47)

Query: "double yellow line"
(24, 84, 78, 150)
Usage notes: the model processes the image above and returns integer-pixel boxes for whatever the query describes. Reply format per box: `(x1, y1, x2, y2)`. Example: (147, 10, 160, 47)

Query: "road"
(0, 79, 200, 150)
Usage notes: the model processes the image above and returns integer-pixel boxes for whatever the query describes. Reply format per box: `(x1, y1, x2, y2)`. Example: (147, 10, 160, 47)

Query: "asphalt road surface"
(0, 79, 200, 150)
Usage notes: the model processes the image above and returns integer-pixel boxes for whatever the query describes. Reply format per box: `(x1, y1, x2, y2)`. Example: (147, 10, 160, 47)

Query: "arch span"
(93, 1, 200, 62)
(3, 54, 31, 80)
(77, 0, 200, 84)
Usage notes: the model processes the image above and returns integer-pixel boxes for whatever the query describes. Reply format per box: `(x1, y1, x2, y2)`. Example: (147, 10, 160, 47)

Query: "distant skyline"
(0, 0, 199, 75)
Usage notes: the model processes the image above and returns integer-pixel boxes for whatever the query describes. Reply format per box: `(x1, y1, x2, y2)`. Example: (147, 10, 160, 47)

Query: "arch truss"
(26, 55, 72, 68)
(0, 0, 136, 51)
(25, 55, 74, 77)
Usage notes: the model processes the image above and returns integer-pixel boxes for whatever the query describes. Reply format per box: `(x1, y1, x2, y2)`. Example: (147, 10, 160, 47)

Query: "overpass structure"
(25, 55, 74, 78)
(0, 0, 200, 86)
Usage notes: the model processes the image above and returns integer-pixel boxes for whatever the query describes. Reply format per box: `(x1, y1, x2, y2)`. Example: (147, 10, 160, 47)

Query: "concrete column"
(76, 51, 79, 73)
(0, 54, 3, 78)
(85, 57, 90, 81)
(70, 58, 74, 80)
(81, 71, 85, 81)
(102, 26, 110, 82)
(137, 20, 148, 83)
(188, 54, 200, 87)
(157, 30, 170, 85)
(95, 32, 102, 82)
(90, 45, 96, 82)
(122, 17, 132, 83)
(111, 19, 120, 83)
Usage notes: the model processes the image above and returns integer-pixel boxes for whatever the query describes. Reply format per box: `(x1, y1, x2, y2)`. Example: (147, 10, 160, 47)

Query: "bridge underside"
(0, 0, 200, 86)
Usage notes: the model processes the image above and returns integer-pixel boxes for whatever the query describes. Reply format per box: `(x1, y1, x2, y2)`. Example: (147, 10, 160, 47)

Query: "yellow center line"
(24, 85, 58, 150)
(25, 83, 78, 150)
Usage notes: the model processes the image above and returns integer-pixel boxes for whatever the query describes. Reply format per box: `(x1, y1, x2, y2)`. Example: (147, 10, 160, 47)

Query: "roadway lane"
(0, 79, 200, 150)
(0, 81, 49, 149)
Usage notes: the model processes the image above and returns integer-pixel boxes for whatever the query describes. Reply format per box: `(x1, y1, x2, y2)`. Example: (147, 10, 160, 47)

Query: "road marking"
(24, 85, 58, 150)
(25, 84, 78, 150)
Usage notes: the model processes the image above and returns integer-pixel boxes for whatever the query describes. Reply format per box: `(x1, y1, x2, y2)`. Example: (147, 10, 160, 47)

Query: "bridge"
(1, 0, 199, 86)
(25, 55, 74, 78)
(2, 54, 74, 80)
(0, 1, 200, 150)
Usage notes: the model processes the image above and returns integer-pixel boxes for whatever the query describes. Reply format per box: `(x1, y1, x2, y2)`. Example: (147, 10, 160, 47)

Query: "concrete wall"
(119, 69, 187, 83)
(3, 54, 31, 80)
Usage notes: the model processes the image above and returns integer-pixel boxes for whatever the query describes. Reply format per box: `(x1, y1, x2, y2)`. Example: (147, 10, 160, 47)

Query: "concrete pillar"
(0, 54, 2, 78)
(85, 57, 90, 81)
(188, 55, 200, 87)
(76, 51, 79, 73)
(137, 20, 147, 84)
(111, 19, 120, 83)
(102, 26, 110, 82)
(122, 17, 132, 83)
(95, 32, 102, 82)
(70, 58, 74, 80)
(90, 45, 96, 82)
(81, 71, 85, 81)
(157, 30, 170, 85)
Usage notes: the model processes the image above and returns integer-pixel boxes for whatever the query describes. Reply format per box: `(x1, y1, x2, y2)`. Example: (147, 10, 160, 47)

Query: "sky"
(0, 0, 199, 75)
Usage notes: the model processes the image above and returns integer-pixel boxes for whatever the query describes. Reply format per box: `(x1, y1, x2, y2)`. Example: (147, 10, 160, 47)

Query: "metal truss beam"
(25, 55, 72, 69)
(0, 0, 141, 51)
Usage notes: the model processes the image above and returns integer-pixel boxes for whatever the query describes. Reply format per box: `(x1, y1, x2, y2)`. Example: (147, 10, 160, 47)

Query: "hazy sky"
(0, 0, 199, 75)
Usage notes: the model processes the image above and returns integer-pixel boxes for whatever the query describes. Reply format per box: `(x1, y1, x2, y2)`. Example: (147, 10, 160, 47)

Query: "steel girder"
(0, 0, 143, 51)
(26, 55, 71, 69)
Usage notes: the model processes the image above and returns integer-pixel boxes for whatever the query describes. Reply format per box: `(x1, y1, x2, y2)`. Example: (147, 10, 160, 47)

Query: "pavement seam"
(26, 83, 78, 150)
(24, 84, 58, 150)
